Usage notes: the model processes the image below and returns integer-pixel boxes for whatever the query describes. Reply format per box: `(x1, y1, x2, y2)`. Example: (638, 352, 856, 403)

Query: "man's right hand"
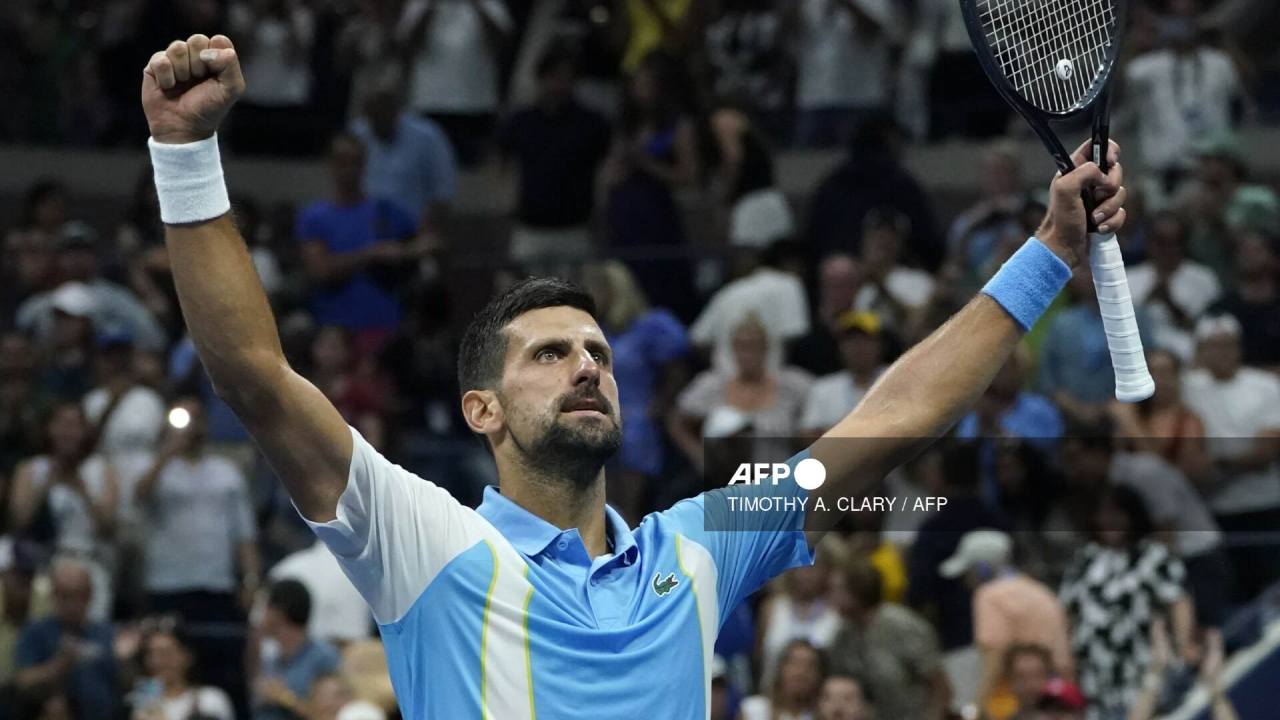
(142, 34, 245, 144)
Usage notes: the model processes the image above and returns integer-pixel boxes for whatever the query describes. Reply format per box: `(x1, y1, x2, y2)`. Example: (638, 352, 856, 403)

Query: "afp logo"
(727, 458, 827, 490)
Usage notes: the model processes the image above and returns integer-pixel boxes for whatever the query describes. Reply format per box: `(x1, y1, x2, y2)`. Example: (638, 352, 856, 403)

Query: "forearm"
(238, 541, 261, 583)
(15, 659, 69, 693)
(305, 244, 379, 286)
(1171, 595, 1195, 653)
(165, 214, 290, 407)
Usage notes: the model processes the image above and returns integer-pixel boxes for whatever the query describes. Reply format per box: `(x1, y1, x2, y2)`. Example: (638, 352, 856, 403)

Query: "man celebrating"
(140, 35, 1126, 718)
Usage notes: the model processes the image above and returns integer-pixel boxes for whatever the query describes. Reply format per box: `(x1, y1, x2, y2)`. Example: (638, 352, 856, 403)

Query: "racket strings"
(979, 0, 1117, 113)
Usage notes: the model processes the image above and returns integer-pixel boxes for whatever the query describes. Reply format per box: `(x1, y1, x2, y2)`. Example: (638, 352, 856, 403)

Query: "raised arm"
(141, 35, 351, 521)
(806, 140, 1127, 540)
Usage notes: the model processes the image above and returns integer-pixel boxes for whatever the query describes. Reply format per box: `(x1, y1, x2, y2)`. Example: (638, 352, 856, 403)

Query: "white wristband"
(148, 134, 231, 225)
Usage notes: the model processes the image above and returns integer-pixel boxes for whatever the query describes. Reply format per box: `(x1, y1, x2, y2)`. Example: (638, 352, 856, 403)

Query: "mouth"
(560, 396, 611, 417)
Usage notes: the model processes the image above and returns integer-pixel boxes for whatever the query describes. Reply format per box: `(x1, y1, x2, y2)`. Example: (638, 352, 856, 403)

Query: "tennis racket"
(959, 0, 1154, 402)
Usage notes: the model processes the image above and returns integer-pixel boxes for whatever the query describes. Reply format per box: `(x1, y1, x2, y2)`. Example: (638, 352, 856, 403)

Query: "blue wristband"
(981, 237, 1072, 331)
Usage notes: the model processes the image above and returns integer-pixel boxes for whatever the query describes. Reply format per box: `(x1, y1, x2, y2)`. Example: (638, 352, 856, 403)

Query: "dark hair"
(1092, 483, 1154, 547)
(267, 579, 312, 627)
(1064, 417, 1115, 454)
(771, 639, 828, 701)
(456, 277, 598, 392)
(535, 43, 578, 79)
(143, 619, 199, 682)
(1003, 643, 1055, 677)
(622, 49, 689, 135)
(838, 559, 883, 610)
(19, 179, 67, 228)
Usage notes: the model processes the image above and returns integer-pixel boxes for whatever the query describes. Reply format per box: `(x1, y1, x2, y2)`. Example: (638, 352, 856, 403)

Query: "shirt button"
(556, 539, 569, 551)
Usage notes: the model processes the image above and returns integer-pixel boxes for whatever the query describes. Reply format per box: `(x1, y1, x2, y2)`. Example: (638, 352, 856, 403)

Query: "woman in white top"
(738, 639, 825, 720)
(132, 624, 235, 720)
(8, 402, 119, 619)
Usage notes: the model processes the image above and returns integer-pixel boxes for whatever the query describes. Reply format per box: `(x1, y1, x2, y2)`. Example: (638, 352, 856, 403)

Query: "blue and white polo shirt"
(305, 428, 814, 719)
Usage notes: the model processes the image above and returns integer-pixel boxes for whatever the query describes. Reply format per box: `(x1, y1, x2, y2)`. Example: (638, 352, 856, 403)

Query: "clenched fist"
(142, 34, 245, 144)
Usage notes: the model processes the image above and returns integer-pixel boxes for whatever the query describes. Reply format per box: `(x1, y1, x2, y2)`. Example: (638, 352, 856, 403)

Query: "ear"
(461, 389, 504, 435)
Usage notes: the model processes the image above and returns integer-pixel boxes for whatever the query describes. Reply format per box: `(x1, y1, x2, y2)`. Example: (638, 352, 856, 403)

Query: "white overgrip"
(1088, 233, 1155, 402)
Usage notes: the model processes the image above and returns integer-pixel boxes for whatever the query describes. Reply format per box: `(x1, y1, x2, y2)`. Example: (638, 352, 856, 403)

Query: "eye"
(591, 351, 608, 365)
(536, 348, 560, 362)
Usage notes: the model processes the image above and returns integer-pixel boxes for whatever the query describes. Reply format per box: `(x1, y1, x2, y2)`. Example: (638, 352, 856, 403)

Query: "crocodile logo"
(652, 572, 680, 597)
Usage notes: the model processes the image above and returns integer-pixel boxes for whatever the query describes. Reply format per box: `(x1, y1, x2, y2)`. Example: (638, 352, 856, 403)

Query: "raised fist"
(142, 34, 245, 144)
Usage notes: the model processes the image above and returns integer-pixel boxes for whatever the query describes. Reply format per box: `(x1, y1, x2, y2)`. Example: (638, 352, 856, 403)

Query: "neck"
(163, 678, 190, 696)
(276, 627, 308, 657)
(500, 470, 610, 557)
(335, 187, 364, 205)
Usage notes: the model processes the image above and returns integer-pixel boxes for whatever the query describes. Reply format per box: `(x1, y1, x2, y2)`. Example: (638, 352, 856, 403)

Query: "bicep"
(235, 363, 353, 523)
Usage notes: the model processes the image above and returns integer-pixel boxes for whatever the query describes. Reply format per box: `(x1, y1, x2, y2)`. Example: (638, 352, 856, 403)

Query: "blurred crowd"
(3, 0, 1280, 719)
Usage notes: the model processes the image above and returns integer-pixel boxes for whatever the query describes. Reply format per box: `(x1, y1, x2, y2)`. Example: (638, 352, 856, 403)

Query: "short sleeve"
(302, 427, 490, 624)
(1255, 374, 1280, 430)
(196, 687, 236, 720)
(654, 450, 816, 628)
(639, 310, 690, 365)
(1140, 542, 1186, 606)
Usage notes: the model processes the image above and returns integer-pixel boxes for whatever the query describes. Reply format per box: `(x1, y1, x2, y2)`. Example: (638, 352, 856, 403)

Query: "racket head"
(959, 0, 1128, 120)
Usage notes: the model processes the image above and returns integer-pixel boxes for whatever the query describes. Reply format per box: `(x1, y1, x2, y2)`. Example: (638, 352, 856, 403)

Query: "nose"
(571, 349, 602, 386)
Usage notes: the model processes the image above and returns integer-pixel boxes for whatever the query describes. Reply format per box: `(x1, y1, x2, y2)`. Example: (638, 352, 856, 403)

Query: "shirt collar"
(477, 486, 639, 564)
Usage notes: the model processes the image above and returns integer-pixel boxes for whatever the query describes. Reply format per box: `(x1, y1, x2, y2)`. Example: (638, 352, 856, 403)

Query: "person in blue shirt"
(140, 37, 1127, 719)
(13, 560, 118, 720)
(295, 134, 426, 350)
(350, 84, 457, 231)
(252, 580, 340, 720)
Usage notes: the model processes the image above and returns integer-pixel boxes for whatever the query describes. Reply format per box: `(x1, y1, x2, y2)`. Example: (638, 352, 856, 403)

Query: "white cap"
(50, 282, 95, 319)
(939, 529, 1012, 578)
(1194, 314, 1242, 342)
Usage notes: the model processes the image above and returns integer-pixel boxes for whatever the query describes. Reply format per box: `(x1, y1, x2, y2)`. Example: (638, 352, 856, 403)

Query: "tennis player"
(140, 35, 1126, 719)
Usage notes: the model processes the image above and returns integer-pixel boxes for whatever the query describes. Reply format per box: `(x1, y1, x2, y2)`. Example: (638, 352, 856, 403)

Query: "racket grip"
(1089, 233, 1155, 402)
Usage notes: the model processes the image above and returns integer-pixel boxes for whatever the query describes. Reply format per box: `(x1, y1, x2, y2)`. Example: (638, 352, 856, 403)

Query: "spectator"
(828, 560, 947, 720)
(7, 404, 118, 621)
(938, 530, 1073, 711)
(690, 240, 810, 375)
(3, 181, 67, 307)
(17, 225, 167, 354)
(851, 207, 935, 334)
(1127, 213, 1221, 361)
(398, 0, 514, 166)
(82, 330, 165, 469)
(808, 115, 943, 271)
(815, 673, 873, 720)
(906, 442, 1008, 651)
(335, 0, 401, 123)
(582, 261, 689, 522)
(1037, 266, 1154, 425)
(789, 254, 860, 376)
(1106, 349, 1211, 487)
(916, 0, 1010, 140)
(134, 397, 259, 711)
(228, 0, 320, 156)
(956, 352, 1063, 455)
(1126, 622, 1238, 720)
(670, 314, 812, 473)
(306, 673, 384, 720)
(947, 144, 1029, 290)
(253, 580, 341, 720)
(799, 311, 885, 438)
(703, 1, 790, 137)
(619, 0, 704, 73)
(738, 639, 825, 720)
(29, 286, 99, 405)
(1181, 314, 1280, 601)
(1059, 484, 1195, 720)
(0, 539, 48, 691)
(131, 623, 235, 720)
(604, 50, 700, 321)
(0, 333, 43, 477)
(1181, 132, 1280, 285)
(988, 644, 1055, 720)
(265, 540, 372, 647)
(1124, 1, 1244, 191)
(500, 47, 612, 269)
(707, 106, 795, 250)
(296, 134, 424, 355)
(309, 326, 390, 451)
(13, 559, 118, 720)
(351, 81, 457, 231)
(755, 555, 840, 693)
(1209, 229, 1280, 371)
(788, 0, 899, 148)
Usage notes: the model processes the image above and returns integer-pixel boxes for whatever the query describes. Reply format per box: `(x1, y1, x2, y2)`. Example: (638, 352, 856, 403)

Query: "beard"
(508, 388, 623, 488)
